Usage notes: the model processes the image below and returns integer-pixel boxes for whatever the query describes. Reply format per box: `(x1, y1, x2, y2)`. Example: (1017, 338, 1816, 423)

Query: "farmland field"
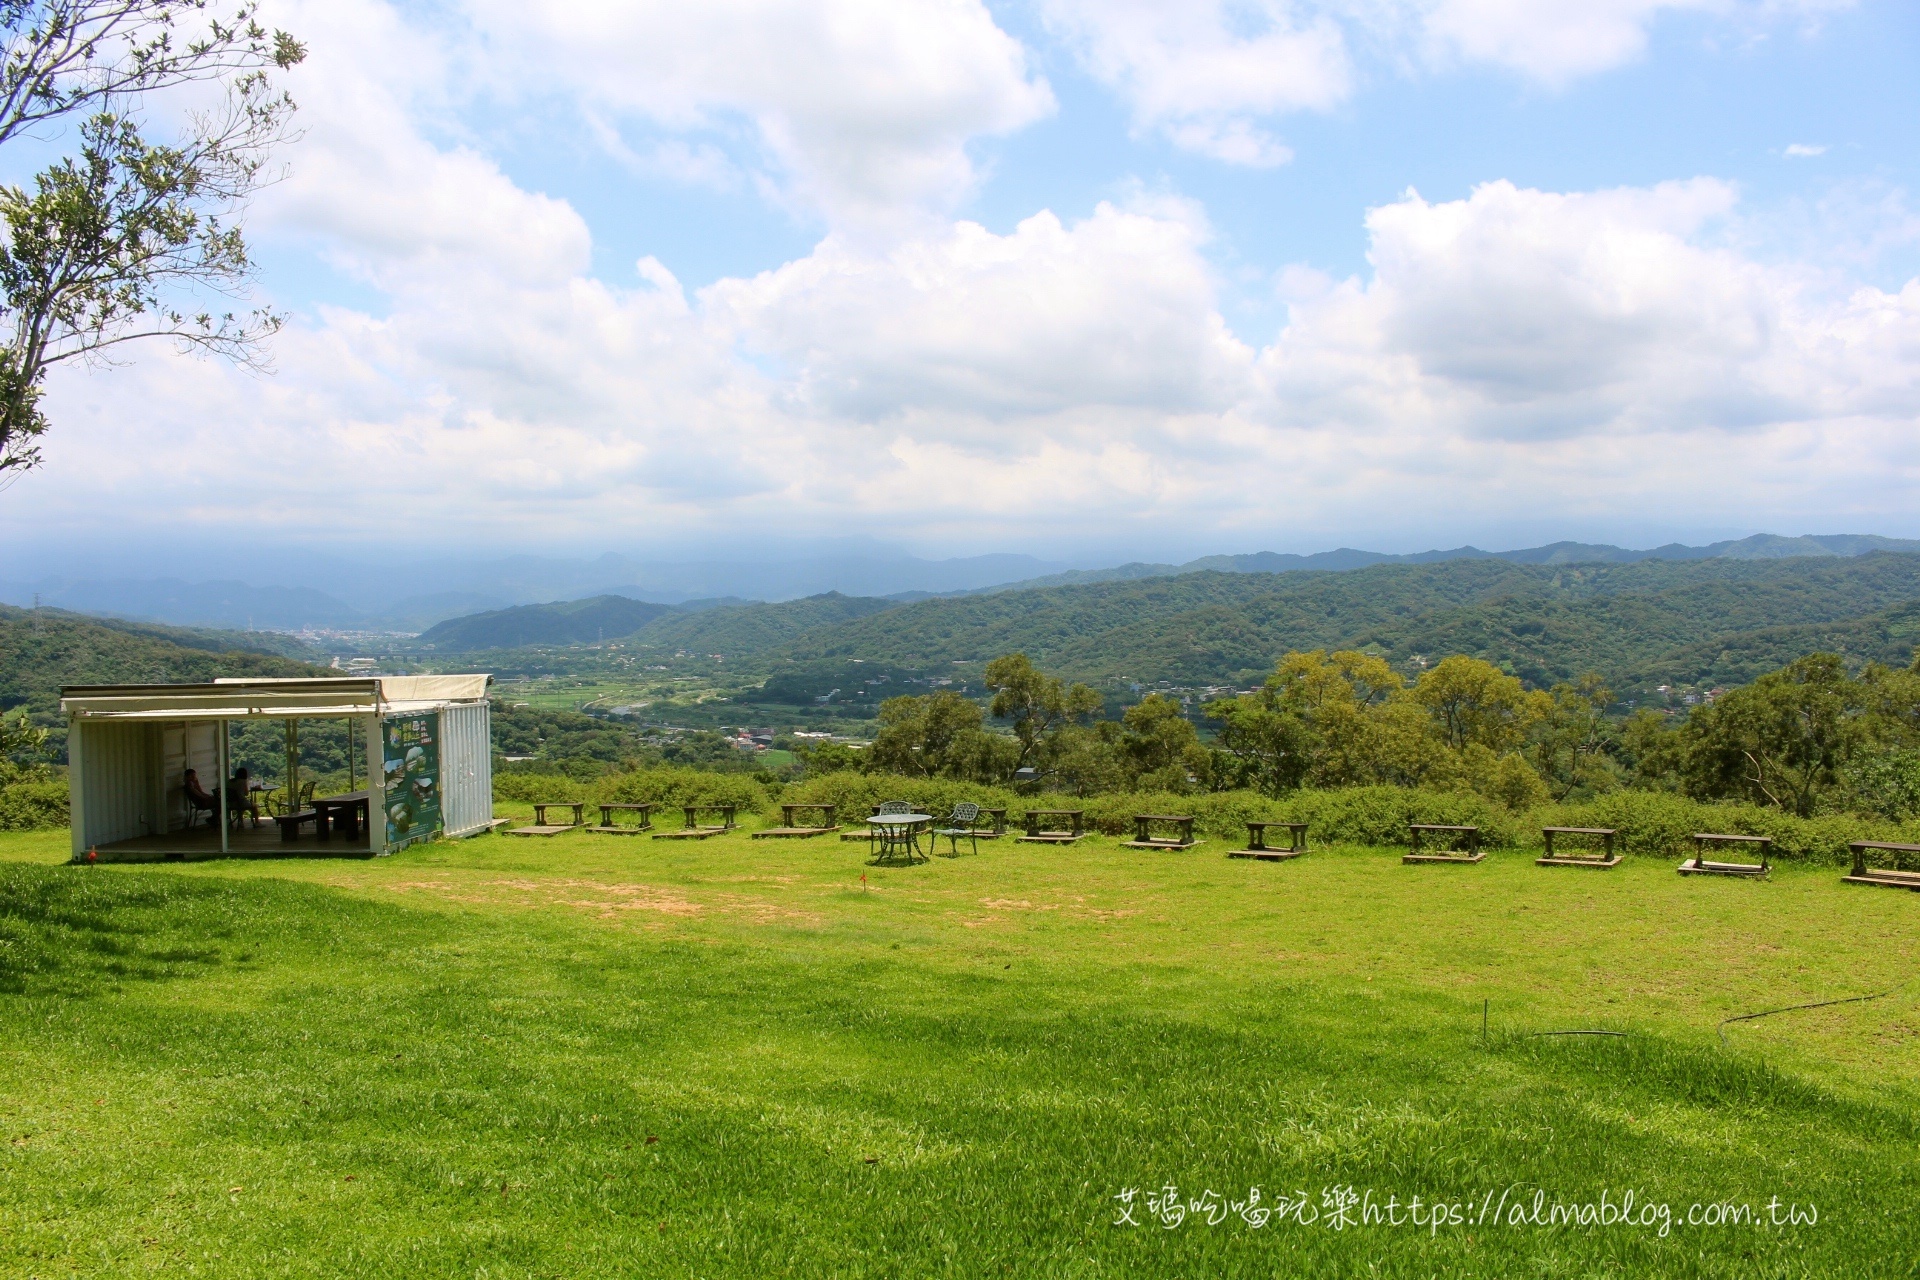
(0, 818, 1916, 1277)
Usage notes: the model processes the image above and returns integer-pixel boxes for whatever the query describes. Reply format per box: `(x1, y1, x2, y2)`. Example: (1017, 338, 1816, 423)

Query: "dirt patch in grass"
(378, 875, 833, 928)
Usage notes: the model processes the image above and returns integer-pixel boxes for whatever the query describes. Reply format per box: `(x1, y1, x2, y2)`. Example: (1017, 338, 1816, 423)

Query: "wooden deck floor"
(91, 823, 372, 862)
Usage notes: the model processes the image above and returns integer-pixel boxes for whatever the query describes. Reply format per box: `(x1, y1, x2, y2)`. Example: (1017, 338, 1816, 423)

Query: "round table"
(866, 814, 932, 863)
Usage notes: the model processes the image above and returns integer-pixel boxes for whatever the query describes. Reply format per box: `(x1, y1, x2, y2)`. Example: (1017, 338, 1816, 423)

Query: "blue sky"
(7, 0, 1920, 568)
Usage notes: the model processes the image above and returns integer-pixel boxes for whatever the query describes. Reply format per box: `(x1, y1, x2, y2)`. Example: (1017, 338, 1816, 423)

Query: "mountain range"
(7, 534, 1919, 633)
(407, 550, 1920, 703)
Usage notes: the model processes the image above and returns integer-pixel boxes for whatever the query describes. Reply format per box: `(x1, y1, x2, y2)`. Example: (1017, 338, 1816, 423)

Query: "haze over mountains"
(5, 534, 1918, 633)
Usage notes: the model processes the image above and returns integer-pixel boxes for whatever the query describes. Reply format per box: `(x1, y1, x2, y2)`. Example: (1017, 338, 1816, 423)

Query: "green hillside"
(628, 591, 900, 655)
(0, 607, 332, 754)
(767, 554, 1920, 694)
(416, 594, 679, 650)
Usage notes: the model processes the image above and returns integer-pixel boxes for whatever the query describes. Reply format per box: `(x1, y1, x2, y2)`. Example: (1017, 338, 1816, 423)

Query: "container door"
(439, 702, 493, 838)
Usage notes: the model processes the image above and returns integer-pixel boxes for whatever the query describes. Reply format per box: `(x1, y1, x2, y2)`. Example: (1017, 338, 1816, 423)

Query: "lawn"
(0, 815, 1915, 1278)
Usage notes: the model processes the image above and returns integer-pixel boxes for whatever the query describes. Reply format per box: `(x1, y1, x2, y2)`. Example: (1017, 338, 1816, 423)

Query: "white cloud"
(1259, 178, 1920, 445)
(463, 0, 1055, 228)
(1043, 1, 1855, 164)
(22, 158, 1920, 556)
(707, 199, 1256, 420)
(1041, 0, 1347, 165)
(257, 0, 590, 289)
(1406, 0, 1853, 85)
(1784, 142, 1828, 157)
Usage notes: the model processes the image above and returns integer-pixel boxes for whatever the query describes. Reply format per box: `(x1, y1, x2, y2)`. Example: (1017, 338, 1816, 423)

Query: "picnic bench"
(754, 803, 840, 839)
(1228, 821, 1308, 861)
(505, 800, 587, 838)
(590, 803, 655, 834)
(975, 806, 1008, 838)
(654, 803, 738, 840)
(1018, 809, 1086, 844)
(272, 809, 321, 842)
(1843, 841, 1920, 891)
(1124, 814, 1200, 850)
(1404, 824, 1485, 864)
(312, 791, 370, 842)
(1537, 826, 1620, 869)
(1677, 832, 1770, 878)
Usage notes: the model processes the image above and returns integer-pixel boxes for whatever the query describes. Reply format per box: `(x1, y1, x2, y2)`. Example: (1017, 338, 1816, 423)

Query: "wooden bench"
(1678, 832, 1770, 878)
(1124, 814, 1199, 850)
(1843, 841, 1920, 891)
(1018, 809, 1085, 844)
(654, 803, 738, 840)
(1538, 826, 1620, 868)
(273, 809, 320, 842)
(505, 801, 587, 838)
(590, 803, 655, 834)
(975, 807, 1008, 838)
(1405, 824, 1484, 864)
(754, 803, 840, 839)
(1229, 821, 1308, 861)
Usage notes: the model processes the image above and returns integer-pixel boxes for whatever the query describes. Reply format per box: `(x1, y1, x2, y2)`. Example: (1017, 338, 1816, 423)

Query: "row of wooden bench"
(498, 801, 1920, 889)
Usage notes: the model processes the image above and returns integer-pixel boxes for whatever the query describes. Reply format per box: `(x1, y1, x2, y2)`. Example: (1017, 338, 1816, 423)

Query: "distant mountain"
(415, 595, 679, 650)
(0, 577, 367, 630)
(962, 534, 1920, 595)
(762, 552, 1920, 698)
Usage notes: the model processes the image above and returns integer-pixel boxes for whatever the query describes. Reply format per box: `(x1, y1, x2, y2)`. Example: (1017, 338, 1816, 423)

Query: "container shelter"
(60, 676, 493, 860)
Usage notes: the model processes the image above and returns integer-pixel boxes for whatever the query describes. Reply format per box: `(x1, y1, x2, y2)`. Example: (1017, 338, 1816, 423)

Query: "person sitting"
(226, 768, 261, 828)
(182, 769, 218, 827)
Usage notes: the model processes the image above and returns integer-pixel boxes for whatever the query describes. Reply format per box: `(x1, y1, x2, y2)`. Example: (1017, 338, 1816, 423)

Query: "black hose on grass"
(1717, 990, 1896, 1044)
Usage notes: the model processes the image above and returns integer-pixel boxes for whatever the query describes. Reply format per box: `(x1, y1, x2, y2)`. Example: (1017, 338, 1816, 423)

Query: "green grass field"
(1, 816, 1916, 1277)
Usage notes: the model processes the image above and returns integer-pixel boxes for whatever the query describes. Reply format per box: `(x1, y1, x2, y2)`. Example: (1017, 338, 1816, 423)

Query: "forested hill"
(765, 553, 1920, 695)
(630, 592, 900, 654)
(0, 606, 332, 726)
(417, 594, 679, 649)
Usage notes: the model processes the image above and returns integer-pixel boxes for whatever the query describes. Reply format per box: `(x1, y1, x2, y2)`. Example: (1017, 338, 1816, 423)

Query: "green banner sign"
(382, 711, 442, 849)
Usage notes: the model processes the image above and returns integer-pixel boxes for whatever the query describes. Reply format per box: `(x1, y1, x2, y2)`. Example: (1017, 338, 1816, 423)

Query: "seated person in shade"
(182, 769, 218, 822)
(226, 768, 261, 827)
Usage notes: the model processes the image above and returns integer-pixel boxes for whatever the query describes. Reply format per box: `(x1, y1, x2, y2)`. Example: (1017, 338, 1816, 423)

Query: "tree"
(869, 690, 1011, 781)
(1679, 652, 1866, 816)
(1529, 674, 1617, 800)
(0, 706, 48, 778)
(792, 738, 863, 776)
(1412, 656, 1548, 754)
(1617, 708, 1685, 791)
(983, 653, 1101, 775)
(0, 1, 305, 476)
(1119, 694, 1210, 793)
(1209, 650, 1402, 794)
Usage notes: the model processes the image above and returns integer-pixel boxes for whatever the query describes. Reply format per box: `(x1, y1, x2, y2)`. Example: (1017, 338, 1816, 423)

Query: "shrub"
(1270, 787, 1522, 849)
(1529, 791, 1706, 858)
(774, 772, 1022, 824)
(492, 772, 586, 804)
(0, 777, 67, 832)
(596, 767, 769, 812)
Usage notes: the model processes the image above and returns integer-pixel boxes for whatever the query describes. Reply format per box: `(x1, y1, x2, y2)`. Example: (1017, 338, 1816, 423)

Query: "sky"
(5, 0, 1920, 568)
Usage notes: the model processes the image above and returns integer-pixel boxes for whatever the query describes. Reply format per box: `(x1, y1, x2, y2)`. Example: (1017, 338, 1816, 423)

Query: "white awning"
(62, 675, 492, 720)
